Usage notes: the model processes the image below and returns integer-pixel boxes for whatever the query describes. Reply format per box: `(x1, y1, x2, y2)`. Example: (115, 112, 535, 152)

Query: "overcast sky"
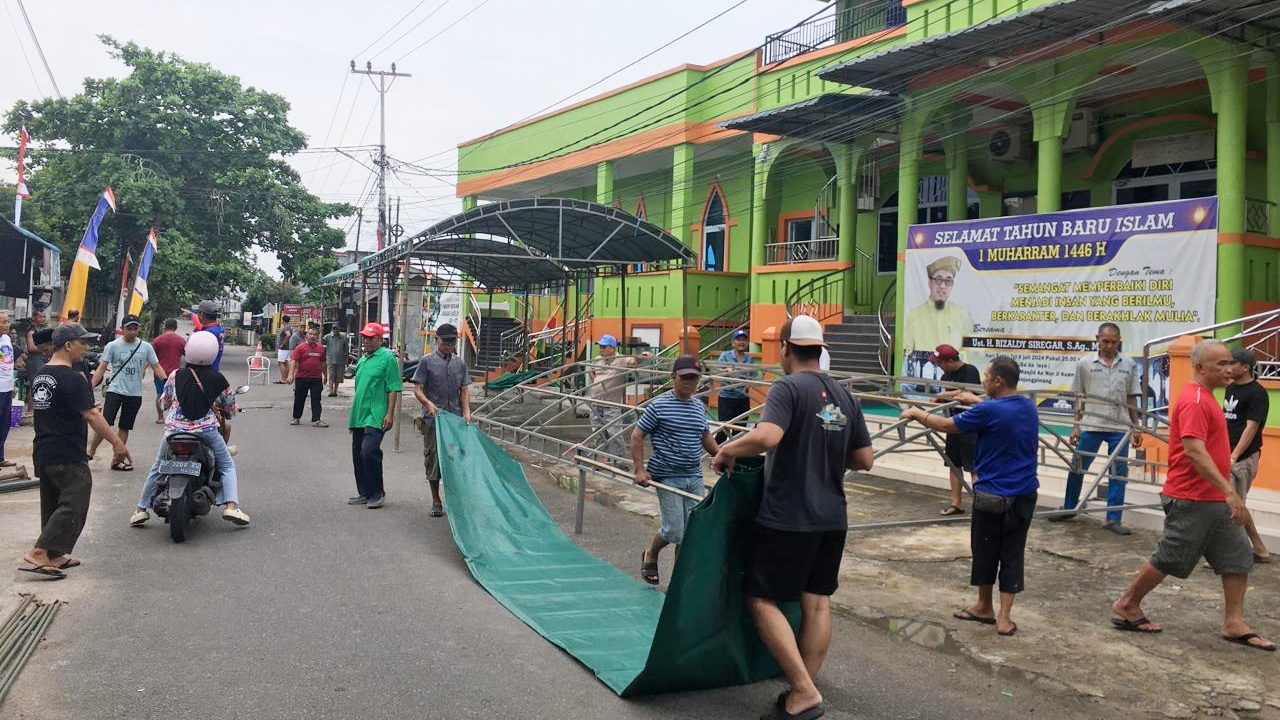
(2, 0, 820, 272)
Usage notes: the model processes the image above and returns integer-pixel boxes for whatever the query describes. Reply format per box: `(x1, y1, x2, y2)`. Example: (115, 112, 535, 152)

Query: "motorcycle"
(150, 384, 250, 543)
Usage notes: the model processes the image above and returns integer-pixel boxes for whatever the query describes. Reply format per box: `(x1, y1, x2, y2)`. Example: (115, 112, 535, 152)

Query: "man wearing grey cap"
(589, 333, 638, 462)
(902, 255, 974, 381)
(1224, 348, 1270, 562)
(21, 323, 130, 579)
(88, 314, 167, 469)
(194, 300, 226, 371)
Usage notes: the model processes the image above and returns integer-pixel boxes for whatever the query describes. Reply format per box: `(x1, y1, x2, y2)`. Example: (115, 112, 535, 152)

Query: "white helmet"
(185, 331, 220, 366)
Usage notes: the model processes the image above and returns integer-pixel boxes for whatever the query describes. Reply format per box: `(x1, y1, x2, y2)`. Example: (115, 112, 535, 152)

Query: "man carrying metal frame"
(588, 334, 637, 463)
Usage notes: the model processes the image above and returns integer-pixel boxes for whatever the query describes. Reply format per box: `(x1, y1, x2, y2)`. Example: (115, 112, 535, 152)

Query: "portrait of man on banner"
(901, 254, 973, 383)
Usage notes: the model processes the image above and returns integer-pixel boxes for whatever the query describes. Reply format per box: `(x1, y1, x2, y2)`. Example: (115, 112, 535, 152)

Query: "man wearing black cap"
(22, 323, 131, 579)
(195, 300, 225, 371)
(88, 315, 167, 469)
(931, 344, 980, 516)
(411, 323, 470, 517)
(1225, 348, 1270, 562)
(715, 329, 757, 445)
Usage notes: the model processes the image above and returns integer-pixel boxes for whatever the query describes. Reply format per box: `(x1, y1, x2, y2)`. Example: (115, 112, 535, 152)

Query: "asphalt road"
(2, 346, 1107, 719)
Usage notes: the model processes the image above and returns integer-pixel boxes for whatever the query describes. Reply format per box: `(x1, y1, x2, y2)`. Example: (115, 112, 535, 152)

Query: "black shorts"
(745, 523, 847, 601)
(945, 433, 976, 471)
(102, 392, 142, 430)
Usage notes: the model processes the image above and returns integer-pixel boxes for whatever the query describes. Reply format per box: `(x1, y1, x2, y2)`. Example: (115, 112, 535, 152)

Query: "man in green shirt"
(347, 323, 402, 509)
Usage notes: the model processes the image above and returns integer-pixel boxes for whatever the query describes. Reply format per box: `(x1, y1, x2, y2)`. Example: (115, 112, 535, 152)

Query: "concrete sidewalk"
(526, 447, 1280, 720)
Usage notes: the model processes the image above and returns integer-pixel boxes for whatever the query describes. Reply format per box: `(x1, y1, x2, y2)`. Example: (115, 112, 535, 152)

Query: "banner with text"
(901, 198, 1218, 395)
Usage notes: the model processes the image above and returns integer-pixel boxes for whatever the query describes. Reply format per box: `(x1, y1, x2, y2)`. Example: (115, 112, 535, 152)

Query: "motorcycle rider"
(129, 331, 250, 527)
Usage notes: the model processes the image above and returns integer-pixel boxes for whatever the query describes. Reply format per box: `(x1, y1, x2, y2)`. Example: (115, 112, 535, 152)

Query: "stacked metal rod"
(0, 595, 64, 704)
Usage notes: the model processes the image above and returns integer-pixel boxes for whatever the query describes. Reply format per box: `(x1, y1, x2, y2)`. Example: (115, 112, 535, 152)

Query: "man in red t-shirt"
(150, 318, 186, 424)
(1112, 340, 1273, 651)
(289, 326, 329, 427)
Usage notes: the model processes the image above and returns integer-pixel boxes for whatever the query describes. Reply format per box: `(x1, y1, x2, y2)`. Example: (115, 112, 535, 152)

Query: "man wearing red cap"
(931, 344, 979, 516)
(347, 323, 402, 509)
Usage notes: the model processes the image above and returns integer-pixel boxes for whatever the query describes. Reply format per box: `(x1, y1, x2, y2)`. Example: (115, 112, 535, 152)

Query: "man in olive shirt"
(347, 323, 402, 509)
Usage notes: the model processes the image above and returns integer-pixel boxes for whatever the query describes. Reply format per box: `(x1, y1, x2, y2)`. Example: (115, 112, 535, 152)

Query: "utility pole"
(351, 60, 410, 450)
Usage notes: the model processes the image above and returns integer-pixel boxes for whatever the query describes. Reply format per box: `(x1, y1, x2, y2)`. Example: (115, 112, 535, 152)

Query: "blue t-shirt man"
(202, 322, 225, 371)
(953, 394, 1040, 497)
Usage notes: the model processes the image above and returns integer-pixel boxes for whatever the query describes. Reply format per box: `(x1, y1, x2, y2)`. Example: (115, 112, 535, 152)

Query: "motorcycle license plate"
(158, 460, 202, 476)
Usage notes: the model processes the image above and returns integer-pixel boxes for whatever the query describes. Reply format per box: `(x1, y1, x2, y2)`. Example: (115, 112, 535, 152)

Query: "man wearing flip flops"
(1111, 340, 1274, 651)
(22, 323, 131, 580)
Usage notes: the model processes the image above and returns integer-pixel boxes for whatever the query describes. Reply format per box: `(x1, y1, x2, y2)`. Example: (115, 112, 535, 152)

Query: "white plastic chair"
(247, 355, 272, 385)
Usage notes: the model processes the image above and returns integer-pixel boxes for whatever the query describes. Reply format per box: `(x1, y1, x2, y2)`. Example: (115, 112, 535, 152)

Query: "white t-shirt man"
(0, 333, 14, 393)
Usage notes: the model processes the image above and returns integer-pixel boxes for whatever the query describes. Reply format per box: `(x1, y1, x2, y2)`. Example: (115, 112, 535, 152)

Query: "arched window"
(701, 184, 728, 272)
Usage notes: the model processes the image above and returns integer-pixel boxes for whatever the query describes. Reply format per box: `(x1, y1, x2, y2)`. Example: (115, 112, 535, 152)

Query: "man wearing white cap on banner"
(589, 333, 639, 462)
(902, 255, 973, 382)
(712, 315, 873, 720)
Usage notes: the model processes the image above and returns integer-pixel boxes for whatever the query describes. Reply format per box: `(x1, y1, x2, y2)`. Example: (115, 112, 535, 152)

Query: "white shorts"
(277, 350, 290, 364)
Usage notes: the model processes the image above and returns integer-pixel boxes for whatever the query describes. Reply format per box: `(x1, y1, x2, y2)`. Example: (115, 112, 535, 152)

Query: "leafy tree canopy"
(4, 37, 351, 321)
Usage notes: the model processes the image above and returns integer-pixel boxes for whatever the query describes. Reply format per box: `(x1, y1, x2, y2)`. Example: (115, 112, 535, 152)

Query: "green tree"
(4, 37, 349, 324)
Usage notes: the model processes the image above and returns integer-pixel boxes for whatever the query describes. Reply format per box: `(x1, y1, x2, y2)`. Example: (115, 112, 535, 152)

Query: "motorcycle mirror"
(234, 385, 251, 395)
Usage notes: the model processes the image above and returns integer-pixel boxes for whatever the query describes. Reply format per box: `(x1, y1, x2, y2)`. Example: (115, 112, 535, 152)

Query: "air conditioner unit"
(1063, 109, 1099, 152)
(988, 127, 1028, 161)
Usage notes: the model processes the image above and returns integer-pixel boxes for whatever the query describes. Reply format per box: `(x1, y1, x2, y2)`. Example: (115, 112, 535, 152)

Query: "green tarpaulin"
(436, 412, 796, 696)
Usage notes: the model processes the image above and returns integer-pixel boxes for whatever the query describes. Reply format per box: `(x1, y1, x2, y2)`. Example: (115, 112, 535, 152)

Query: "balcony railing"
(766, 236, 839, 265)
(762, 0, 907, 65)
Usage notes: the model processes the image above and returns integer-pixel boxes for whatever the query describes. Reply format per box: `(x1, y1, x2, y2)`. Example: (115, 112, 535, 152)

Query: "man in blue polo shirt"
(195, 300, 226, 371)
(904, 356, 1039, 638)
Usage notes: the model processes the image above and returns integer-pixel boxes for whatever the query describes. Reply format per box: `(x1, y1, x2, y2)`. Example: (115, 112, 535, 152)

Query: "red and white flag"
(15, 126, 30, 199)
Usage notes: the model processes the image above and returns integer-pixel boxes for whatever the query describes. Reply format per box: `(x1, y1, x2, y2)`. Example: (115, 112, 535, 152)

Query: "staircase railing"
(655, 296, 752, 359)
(1141, 306, 1280, 414)
(876, 279, 896, 375)
(784, 268, 845, 322)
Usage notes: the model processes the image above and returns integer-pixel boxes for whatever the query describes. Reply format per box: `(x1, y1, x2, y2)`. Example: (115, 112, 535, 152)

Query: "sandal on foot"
(429, 502, 443, 517)
(640, 551, 659, 585)
(953, 609, 996, 625)
(111, 460, 134, 471)
(0, 460, 16, 467)
(51, 556, 80, 569)
(997, 622, 1018, 637)
(1223, 633, 1276, 651)
(1112, 616, 1162, 633)
(939, 504, 964, 516)
(759, 703, 824, 720)
(18, 563, 66, 580)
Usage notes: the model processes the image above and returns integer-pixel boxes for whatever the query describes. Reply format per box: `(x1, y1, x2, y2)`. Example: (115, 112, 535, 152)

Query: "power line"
(369, 0, 456, 61)
(2, 0, 43, 97)
(392, 0, 498, 63)
(350, 0, 434, 61)
(14, 0, 60, 98)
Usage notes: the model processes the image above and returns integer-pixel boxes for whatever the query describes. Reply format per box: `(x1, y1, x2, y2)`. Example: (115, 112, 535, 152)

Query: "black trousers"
(293, 377, 323, 422)
(36, 462, 93, 557)
(716, 394, 751, 445)
(970, 492, 1037, 594)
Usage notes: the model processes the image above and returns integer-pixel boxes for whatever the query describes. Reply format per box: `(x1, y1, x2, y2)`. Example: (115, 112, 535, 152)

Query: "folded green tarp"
(436, 411, 797, 696)
(484, 370, 539, 392)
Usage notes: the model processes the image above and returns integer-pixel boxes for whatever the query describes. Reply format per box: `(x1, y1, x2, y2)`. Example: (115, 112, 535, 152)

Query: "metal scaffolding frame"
(471, 359, 1170, 534)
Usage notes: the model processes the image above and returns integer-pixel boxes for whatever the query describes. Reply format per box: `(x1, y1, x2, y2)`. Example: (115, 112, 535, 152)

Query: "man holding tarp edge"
(712, 315, 874, 720)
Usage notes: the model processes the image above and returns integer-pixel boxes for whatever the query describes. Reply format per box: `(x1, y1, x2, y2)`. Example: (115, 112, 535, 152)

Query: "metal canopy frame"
(720, 92, 901, 142)
(472, 360, 1171, 534)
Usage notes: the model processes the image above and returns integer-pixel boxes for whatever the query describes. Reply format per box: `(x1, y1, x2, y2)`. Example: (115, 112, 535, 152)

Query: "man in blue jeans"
(347, 323, 402, 509)
(1051, 322, 1143, 534)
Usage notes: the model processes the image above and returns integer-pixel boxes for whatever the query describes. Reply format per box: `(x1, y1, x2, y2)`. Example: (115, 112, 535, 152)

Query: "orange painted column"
(680, 326, 700, 357)
(1165, 335, 1200, 408)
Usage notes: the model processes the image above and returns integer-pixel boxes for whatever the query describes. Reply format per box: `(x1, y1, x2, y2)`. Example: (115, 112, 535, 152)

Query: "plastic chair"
(247, 355, 271, 385)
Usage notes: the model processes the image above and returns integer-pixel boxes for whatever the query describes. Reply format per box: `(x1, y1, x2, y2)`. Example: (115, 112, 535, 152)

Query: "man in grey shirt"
(411, 323, 471, 518)
(323, 325, 350, 397)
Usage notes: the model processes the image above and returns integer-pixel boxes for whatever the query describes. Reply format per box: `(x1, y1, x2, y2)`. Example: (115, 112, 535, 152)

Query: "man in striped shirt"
(630, 354, 718, 585)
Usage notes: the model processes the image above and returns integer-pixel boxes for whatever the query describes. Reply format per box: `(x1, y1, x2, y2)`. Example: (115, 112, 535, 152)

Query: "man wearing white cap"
(589, 334, 638, 462)
(712, 315, 874, 720)
(902, 255, 973, 381)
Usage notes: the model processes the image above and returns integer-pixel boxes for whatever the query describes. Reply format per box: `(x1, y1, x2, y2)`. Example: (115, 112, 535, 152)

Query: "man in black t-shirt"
(21, 323, 131, 580)
(713, 315, 873, 720)
(1225, 348, 1270, 562)
(932, 344, 980, 516)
